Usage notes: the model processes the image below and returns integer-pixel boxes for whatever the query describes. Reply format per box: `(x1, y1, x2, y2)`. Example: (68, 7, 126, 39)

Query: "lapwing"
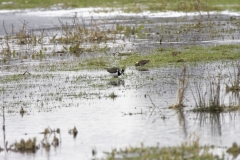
(105, 67, 124, 78)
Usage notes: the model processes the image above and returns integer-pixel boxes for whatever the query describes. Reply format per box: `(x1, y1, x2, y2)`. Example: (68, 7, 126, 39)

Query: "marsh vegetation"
(0, 2, 240, 160)
(103, 137, 228, 160)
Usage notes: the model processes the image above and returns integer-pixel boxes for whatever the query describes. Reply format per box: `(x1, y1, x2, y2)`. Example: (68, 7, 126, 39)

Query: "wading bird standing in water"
(105, 67, 125, 78)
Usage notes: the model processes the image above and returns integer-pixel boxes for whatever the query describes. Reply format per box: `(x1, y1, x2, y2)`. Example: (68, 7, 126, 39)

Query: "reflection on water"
(197, 112, 222, 136)
(226, 91, 240, 106)
(2, 107, 6, 153)
(177, 108, 188, 138)
(108, 79, 125, 86)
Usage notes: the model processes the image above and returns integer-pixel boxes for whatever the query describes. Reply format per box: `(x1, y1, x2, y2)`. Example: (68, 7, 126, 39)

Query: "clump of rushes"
(191, 74, 231, 112)
(171, 65, 188, 108)
(227, 142, 240, 159)
(69, 126, 78, 138)
(41, 127, 61, 149)
(19, 107, 25, 117)
(108, 92, 118, 99)
(14, 138, 38, 152)
(52, 136, 59, 147)
(57, 16, 114, 45)
(226, 64, 240, 92)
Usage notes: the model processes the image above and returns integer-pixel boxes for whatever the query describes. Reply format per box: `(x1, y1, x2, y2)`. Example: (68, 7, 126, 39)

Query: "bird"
(105, 67, 124, 78)
(172, 51, 181, 56)
(105, 67, 119, 73)
(135, 60, 150, 66)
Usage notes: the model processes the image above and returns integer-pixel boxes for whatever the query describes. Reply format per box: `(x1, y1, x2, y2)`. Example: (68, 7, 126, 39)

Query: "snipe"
(135, 60, 150, 66)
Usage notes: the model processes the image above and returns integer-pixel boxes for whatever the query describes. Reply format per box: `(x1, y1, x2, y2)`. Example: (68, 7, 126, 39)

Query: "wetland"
(0, 2, 240, 160)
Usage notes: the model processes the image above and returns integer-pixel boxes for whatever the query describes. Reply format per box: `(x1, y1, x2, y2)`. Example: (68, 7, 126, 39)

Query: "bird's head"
(121, 69, 125, 75)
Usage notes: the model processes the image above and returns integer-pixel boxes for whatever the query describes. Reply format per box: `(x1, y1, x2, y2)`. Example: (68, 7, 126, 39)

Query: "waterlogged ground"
(1, 60, 240, 159)
(0, 8, 240, 160)
(0, 8, 240, 64)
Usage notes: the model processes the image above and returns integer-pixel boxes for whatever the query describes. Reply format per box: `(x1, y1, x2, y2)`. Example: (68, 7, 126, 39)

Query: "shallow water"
(0, 60, 240, 159)
(0, 8, 240, 160)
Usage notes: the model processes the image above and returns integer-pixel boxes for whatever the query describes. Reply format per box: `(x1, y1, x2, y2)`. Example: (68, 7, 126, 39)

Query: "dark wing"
(105, 67, 119, 73)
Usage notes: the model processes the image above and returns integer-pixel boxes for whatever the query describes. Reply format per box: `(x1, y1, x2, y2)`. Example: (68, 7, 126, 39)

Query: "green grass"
(0, 0, 240, 11)
(18, 44, 239, 72)
(102, 139, 227, 160)
(38, 44, 240, 71)
(118, 44, 240, 68)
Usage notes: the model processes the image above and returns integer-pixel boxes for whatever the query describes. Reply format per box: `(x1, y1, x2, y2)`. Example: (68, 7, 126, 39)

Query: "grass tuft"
(108, 92, 118, 99)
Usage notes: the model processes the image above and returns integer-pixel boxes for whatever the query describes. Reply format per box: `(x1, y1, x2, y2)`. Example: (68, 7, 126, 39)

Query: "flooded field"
(0, 8, 240, 160)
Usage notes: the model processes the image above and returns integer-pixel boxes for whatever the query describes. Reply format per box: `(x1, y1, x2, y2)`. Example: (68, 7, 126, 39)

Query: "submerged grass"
(0, 0, 240, 12)
(102, 138, 227, 160)
(1, 74, 25, 82)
